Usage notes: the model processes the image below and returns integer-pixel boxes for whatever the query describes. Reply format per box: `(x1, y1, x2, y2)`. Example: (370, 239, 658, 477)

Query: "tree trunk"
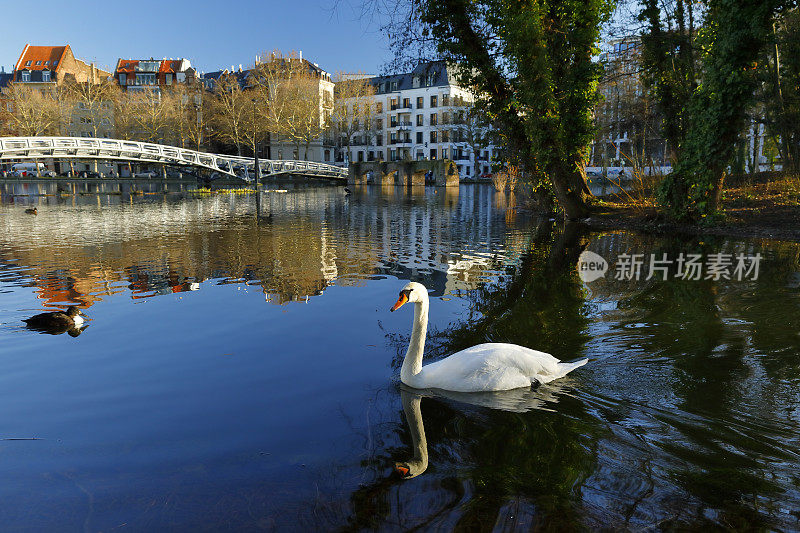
(550, 164, 591, 219)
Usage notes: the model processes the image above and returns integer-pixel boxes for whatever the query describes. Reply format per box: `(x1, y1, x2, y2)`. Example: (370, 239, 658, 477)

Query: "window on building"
(390, 149, 397, 161)
(416, 96, 423, 109)
(52, 60, 58, 68)
(376, 102, 383, 113)
(430, 149, 437, 159)
(166, 73, 173, 85)
(358, 151, 364, 162)
(390, 132, 397, 143)
(416, 114, 423, 127)
(368, 151, 374, 161)
(430, 113, 438, 126)
(390, 80, 398, 91)
(119, 73, 127, 85)
(42, 71, 50, 82)
(416, 132, 423, 144)
(402, 97, 410, 108)
(430, 131, 437, 143)
(442, 94, 449, 106)
(430, 95, 437, 107)
(465, 165, 471, 175)
(375, 119, 382, 130)
(416, 151, 424, 160)
(390, 116, 397, 127)
(21, 71, 30, 82)
(442, 130, 449, 142)
(376, 134, 383, 146)
(135, 73, 156, 85)
(442, 148, 448, 159)
(390, 98, 398, 110)
(35, 60, 41, 66)
(25, 60, 31, 66)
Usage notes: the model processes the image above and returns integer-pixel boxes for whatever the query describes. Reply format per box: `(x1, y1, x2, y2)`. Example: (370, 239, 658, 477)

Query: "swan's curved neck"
(401, 298, 428, 385)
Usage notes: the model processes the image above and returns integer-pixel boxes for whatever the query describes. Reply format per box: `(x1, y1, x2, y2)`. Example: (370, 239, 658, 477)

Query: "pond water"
(1, 182, 799, 531)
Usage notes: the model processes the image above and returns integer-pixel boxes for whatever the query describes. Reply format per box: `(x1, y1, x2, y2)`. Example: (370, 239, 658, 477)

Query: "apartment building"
(12, 45, 111, 87)
(114, 58, 197, 91)
(201, 53, 334, 163)
(338, 61, 496, 179)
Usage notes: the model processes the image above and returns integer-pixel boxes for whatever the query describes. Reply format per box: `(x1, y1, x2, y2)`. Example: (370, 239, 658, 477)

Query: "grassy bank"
(584, 174, 800, 241)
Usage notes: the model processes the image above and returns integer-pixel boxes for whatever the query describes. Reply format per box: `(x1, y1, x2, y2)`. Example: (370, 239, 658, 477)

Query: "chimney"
(299, 50, 302, 61)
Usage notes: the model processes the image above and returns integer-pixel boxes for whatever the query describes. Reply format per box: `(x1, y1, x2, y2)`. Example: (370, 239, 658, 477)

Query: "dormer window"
(25, 60, 31, 66)
(21, 71, 30, 82)
(35, 60, 41, 66)
(42, 71, 50, 82)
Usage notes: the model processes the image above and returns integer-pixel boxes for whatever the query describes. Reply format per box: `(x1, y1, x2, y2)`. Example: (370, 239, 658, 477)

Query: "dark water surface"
(1, 183, 799, 531)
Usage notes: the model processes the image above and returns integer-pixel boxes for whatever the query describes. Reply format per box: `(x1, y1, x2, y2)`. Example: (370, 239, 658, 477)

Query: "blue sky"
(0, 0, 388, 76)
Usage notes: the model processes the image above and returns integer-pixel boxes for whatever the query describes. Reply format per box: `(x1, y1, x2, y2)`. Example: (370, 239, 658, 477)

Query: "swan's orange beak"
(395, 464, 410, 477)
(391, 293, 408, 312)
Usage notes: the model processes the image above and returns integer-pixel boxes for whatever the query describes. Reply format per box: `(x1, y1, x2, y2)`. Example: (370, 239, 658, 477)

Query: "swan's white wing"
(417, 343, 564, 392)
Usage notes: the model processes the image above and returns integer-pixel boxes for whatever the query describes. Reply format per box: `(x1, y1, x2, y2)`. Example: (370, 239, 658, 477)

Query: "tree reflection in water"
(345, 222, 601, 531)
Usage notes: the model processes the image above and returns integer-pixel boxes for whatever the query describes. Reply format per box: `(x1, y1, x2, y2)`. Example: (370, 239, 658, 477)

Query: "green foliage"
(759, 8, 800, 173)
(416, 0, 614, 218)
(637, 0, 699, 162)
(640, 0, 785, 220)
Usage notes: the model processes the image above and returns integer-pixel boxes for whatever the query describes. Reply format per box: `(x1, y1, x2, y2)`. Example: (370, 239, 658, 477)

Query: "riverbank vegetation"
(373, 0, 800, 225)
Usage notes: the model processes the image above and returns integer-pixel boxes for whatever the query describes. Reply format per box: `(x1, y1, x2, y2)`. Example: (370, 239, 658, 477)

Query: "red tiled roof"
(15, 45, 68, 72)
(115, 59, 139, 74)
(159, 60, 181, 74)
(115, 58, 186, 75)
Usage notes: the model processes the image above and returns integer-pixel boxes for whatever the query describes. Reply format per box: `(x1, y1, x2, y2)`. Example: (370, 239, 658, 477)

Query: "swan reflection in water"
(394, 380, 571, 480)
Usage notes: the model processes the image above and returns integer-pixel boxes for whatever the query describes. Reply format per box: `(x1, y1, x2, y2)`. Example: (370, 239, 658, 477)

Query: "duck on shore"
(23, 306, 88, 336)
(25, 207, 37, 215)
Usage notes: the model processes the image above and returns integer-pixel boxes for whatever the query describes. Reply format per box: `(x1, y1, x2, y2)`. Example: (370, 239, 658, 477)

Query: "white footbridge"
(0, 136, 347, 180)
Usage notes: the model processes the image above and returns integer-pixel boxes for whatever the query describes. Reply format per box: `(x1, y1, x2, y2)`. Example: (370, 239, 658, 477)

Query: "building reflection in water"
(0, 184, 529, 310)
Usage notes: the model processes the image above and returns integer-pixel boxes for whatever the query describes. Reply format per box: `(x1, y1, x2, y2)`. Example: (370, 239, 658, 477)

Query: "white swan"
(390, 282, 588, 392)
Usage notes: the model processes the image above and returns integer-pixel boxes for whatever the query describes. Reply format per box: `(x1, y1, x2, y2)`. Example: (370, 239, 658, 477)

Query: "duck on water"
(23, 306, 88, 337)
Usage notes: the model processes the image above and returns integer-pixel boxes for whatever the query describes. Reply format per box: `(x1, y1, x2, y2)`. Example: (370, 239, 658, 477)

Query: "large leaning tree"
(380, 0, 613, 218)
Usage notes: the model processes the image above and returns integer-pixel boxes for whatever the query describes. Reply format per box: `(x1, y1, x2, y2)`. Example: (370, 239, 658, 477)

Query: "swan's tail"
(539, 358, 588, 384)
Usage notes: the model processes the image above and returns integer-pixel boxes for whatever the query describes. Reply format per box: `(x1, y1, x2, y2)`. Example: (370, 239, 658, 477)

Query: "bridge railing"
(0, 136, 347, 180)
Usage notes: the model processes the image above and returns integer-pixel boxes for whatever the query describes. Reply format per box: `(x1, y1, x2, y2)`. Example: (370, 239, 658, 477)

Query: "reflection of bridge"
(0, 136, 347, 180)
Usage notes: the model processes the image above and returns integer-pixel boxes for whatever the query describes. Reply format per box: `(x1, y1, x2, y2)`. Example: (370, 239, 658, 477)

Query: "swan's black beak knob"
(391, 293, 408, 312)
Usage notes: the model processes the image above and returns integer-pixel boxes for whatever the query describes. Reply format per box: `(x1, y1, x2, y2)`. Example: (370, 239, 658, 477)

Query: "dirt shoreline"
(577, 177, 800, 242)
(582, 206, 800, 242)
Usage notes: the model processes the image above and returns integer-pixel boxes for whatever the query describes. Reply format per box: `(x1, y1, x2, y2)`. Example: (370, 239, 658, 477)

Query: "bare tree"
(60, 77, 119, 138)
(3, 83, 61, 136)
(165, 83, 206, 150)
(329, 73, 376, 163)
(207, 73, 250, 156)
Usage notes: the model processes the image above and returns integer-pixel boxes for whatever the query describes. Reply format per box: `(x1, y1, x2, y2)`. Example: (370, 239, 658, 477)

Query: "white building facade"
(340, 61, 496, 179)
